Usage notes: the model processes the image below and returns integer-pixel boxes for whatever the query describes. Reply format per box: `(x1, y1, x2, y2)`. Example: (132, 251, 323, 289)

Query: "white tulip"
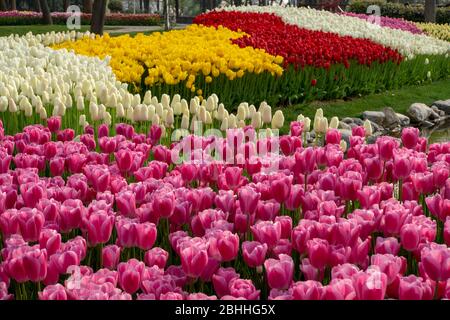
(261, 104, 272, 124)
(165, 108, 174, 127)
(363, 120, 373, 137)
(340, 140, 347, 152)
(8, 98, 18, 113)
(329, 116, 339, 129)
(220, 117, 229, 131)
(271, 110, 285, 129)
(251, 111, 262, 129)
(0, 96, 8, 112)
(304, 117, 311, 132)
(181, 114, 190, 130)
(116, 103, 125, 118)
(143, 90, 152, 104)
(173, 102, 182, 116)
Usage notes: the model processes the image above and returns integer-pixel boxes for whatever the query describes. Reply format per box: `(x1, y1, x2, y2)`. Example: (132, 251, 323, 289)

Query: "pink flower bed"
(344, 12, 424, 35)
(0, 10, 160, 26)
(0, 118, 449, 300)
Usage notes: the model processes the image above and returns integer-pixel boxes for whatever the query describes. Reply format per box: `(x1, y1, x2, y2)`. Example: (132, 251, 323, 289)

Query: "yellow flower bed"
(52, 24, 284, 91)
(415, 22, 450, 42)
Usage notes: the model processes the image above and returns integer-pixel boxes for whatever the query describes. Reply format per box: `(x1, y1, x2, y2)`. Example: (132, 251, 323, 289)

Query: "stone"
(353, 118, 364, 126)
(362, 111, 385, 125)
(341, 117, 355, 124)
(367, 132, 382, 144)
(432, 99, 450, 115)
(339, 121, 351, 130)
(421, 120, 434, 128)
(369, 121, 382, 133)
(396, 113, 410, 126)
(408, 103, 433, 123)
(383, 107, 400, 128)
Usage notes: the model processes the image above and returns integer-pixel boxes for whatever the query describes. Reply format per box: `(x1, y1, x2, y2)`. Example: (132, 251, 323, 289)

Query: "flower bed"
(51, 6, 449, 107)
(416, 22, 450, 42)
(0, 11, 160, 26)
(1, 103, 450, 300)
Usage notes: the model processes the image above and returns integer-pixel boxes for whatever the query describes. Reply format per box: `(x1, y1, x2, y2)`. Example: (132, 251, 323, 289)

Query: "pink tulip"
(426, 194, 450, 222)
(115, 149, 133, 173)
(393, 155, 411, 180)
(116, 191, 136, 217)
(17, 208, 45, 242)
(180, 243, 208, 278)
(39, 284, 68, 300)
(325, 128, 341, 145)
(144, 247, 169, 269)
(444, 217, 450, 246)
(377, 137, 396, 161)
(149, 124, 162, 144)
(291, 281, 322, 300)
(371, 254, 404, 285)
(20, 182, 46, 208)
(306, 238, 330, 270)
(264, 254, 294, 290)
(352, 267, 387, 300)
(242, 241, 268, 268)
(229, 278, 260, 300)
(401, 127, 420, 149)
(271, 176, 292, 203)
(212, 267, 240, 298)
(421, 246, 450, 282)
(375, 237, 400, 255)
(321, 278, 356, 300)
(39, 229, 61, 256)
(135, 222, 157, 250)
(216, 231, 239, 262)
(117, 259, 145, 294)
(47, 116, 61, 133)
(83, 210, 114, 246)
(239, 186, 260, 215)
(0, 154, 12, 174)
(152, 192, 175, 218)
(102, 245, 121, 270)
(60, 199, 85, 232)
(251, 220, 281, 248)
(357, 186, 381, 209)
(400, 223, 421, 252)
(398, 275, 433, 300)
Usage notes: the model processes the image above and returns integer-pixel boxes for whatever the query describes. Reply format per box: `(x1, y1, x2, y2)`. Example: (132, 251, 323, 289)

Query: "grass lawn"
(278, 78, 450, 133)
(0, 25, 117, 37)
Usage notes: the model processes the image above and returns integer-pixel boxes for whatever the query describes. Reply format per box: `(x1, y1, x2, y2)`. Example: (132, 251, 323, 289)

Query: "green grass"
(0, 25, 118, 37)
(277, 78, 450, 132)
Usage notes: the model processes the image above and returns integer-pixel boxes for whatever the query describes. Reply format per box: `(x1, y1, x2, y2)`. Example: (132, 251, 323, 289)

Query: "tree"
(63, 0, 70, 11)
(10, 0, 16, 10)
(91, 0, 107, 35)
(143, 0, 150, 13)
(0, 0, 7, 11)
(34, 0, 42, 12)
(164, 0, 170, 31)
(39, 0, 52, 24)
(424, 0, 436, 23)
(83, 0, 92, 13)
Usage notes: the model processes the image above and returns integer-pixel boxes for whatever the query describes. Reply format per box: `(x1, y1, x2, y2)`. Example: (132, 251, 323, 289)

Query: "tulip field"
(50, 6, 450, 107)
(0, 4, 450, 302)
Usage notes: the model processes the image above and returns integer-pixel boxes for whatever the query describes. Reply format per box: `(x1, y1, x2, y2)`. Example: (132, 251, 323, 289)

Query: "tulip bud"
(261, 104, 272, 124)
(161, 94, 170, 109)
(155, 103, 163, 117)
(340, 140, 347, 152)
(0, 96, 8, 112)
(116, 103, 125, 118)
(76, 96, 84, 111)
(205, 111, 213, 125)
(39, 107, 47, 120)
(173, 102, 182, 116)
(315, 108, 323, 119)
(132, 94, 141, 107)
(304, 117, 311, 132)
(217, 104, 225, 121)
(363, 120, 373, 137)
(237, 104, 247, 121)
(152, 114, 160, 126)
(79, 115, 86, 126)
(248, 104, 256, 118)
(143, 90, 152, 104)
(228, 114, 237, 129)
(272, 110, 284, 129)
(181, 114, 190, 130)
(165, 108, 174, 127)
(126, 107, 134, 122)
(329, 116, 339, 129)
(313, 116, 322, 133)
(221, 118, 228, 131)
(251, 112, 262, 129)
(8, 97, 18, 113)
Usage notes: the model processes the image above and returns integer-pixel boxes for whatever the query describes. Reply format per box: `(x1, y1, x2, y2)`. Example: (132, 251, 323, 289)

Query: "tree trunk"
(10, 0, 16, 10)
(91, 0, 107, 35)
(83, 0, 92, 13)
(143, 0, 150, 13)
(0, 0, 7, 11)
(175, 0, 179, 18)
(39, 0, 52, 24)
(164, 0, 170, 30)
(424, 0, 436, 23)
(34, 0, 42, 12)
(63, 0, 70, 11)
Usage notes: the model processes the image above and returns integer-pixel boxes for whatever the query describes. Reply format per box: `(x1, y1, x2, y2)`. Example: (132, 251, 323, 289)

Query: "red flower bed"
(194, 11, 403, 69)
